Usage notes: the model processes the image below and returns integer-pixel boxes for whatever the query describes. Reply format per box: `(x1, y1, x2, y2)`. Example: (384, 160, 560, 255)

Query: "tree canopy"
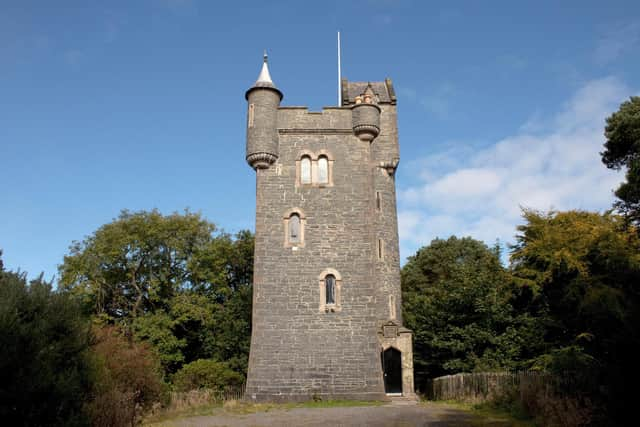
(602, 96, 640, 226)
(402, 211, 640, 423)
(510, 210, 640, 421)
(401, 237, 532, 389)
(58, 210, 254, 377)
(0, 259, 92, 426)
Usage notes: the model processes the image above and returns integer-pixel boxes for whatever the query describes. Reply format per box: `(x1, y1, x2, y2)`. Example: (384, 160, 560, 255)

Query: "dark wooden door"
(382, 347, 402, 394)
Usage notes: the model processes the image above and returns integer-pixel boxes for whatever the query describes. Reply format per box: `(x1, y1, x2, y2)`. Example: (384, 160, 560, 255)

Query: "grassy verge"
(425, 400, 536, 427)
(143, 399, 382, 426)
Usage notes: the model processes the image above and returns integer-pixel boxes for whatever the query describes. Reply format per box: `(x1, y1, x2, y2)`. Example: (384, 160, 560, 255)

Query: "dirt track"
(153, 402, 494, 427)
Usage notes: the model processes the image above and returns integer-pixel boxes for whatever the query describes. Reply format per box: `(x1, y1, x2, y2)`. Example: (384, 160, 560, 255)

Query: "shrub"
(172, 359, 244, 392)
(86, 326, 166, 427)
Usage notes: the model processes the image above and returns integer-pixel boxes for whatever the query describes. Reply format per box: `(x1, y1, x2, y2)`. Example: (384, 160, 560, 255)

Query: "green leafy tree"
(207, 283, 253, 375)
(0, 257, 92, 426)
(59, 209, 217, 321)
(131, 310, 187, 374)
(602, 96, 640, 226)
(402, 237, 529, 390)
(510, 210, 640, 421)
(59, 210, 254, 378)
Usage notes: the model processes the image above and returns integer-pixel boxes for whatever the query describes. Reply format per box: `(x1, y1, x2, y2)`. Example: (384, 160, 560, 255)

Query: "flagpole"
(337, 31, 342, 106)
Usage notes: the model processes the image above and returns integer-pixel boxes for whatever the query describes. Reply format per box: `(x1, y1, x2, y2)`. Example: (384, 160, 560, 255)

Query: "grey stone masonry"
(245, 72, 414, 402)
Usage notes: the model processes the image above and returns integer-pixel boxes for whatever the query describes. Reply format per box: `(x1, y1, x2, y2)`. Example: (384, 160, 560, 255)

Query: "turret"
(351, 83, 381, 142)
(245, 52, 283, 169)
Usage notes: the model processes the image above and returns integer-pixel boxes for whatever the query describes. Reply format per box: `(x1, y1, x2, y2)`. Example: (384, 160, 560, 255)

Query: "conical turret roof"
(245, 51, 283, 100)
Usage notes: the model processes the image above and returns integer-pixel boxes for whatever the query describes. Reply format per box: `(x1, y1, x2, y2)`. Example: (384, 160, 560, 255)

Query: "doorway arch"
(382, 347, 402, 394)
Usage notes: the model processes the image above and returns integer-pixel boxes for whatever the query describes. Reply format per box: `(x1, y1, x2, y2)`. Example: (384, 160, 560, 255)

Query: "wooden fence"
(428, 371, 553, 403)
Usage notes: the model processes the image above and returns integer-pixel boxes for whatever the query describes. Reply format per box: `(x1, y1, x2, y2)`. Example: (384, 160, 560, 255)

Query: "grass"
(143, 399, 383, 426)
(426, 400, 537, 427)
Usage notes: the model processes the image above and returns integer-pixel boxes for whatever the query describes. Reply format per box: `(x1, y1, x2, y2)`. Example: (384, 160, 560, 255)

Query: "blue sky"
(1, 0, 639, 279)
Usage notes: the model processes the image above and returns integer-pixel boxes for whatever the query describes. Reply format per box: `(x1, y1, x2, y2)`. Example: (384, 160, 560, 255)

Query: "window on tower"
(289, 213, 300, 243)
(317, 156, 328, 184)
(318, 269, 342, 312)
(296, 151, 333, 187)
(284, 209, 305, 248)
(325, 274, 336, 305)
(301, 156, 312, 184)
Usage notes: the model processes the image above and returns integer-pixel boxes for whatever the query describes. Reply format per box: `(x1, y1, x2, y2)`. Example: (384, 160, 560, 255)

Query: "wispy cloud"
(398, 76, 629, 261)
(594, 21, 640, 65)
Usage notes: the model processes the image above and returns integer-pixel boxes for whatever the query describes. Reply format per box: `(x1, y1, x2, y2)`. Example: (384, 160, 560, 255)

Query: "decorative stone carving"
(246, 152, 277, 169)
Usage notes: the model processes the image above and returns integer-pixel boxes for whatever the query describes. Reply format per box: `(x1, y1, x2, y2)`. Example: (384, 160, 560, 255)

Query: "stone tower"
(244, 53, 413, 402)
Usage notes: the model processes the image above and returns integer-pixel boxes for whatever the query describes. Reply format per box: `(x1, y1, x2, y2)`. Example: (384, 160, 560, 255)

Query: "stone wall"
(245, 80, 413, 402)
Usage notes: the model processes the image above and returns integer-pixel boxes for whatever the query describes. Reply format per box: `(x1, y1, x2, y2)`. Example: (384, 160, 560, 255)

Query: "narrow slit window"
(301, 156, 311, 184)
(248, 104, 255, 127)
(317, 156, 328, 184)
(325, 275, 336, 305)
(376, 191, 381, 210)
(289, 214, 300, 243)
(378, 239, 383, 259)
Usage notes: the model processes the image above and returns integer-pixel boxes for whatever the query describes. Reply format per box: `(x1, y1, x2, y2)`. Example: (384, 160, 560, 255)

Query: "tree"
(0, 258, 92, 426)
(402, 237, 528, 390)
(59, 210, 254, 379)
(602, 96, 640, 226)
(510, 209, 640, 421)
(59, 209, 217, 321)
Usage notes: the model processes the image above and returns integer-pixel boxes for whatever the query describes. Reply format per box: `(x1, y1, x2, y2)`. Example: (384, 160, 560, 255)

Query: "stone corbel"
(379, 158, 400, 176)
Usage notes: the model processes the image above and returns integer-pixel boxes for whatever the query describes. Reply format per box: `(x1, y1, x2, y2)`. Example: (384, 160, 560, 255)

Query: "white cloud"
(398, 77, 629, 262)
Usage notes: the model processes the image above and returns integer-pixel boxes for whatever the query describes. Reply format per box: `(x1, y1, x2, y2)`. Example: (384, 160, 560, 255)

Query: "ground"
(145, 401, 528, 427)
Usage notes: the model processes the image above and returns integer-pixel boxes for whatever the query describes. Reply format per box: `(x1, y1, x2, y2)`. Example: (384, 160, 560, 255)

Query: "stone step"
(388, 394, 420, 406)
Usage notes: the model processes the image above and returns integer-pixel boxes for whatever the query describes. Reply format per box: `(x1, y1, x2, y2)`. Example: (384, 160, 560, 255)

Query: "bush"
(0, 267, 91, 426)
(86, 326, 166, 427)
(172, 359, 244, 392)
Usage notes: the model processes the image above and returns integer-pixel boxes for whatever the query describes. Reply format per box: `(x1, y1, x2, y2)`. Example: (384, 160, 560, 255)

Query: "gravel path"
(156, 402, 488, 427)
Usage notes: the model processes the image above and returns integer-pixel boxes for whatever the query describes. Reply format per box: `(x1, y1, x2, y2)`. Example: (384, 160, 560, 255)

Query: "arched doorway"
(382, 347, 402, 394)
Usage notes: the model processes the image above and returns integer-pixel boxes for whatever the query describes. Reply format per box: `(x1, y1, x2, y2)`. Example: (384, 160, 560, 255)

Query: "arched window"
(289, 213, 300, 243)
(325, 274, 336, 305)
(318, 269, 341, 312)
(300, 156, 312, 184)
(317, 156, 328, 184)
(284, 209, 305, 248)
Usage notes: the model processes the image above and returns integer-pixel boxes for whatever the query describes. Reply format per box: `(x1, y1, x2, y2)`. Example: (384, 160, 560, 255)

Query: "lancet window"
(289, 214, 300, 243)
(317, 156, 329, 184)
(325, 274, 336, 305)
(300, 156, 312, 184)
(318, 269, 342, 312)
(297, 151, 333, 187)
(284, 209, 305, 248)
